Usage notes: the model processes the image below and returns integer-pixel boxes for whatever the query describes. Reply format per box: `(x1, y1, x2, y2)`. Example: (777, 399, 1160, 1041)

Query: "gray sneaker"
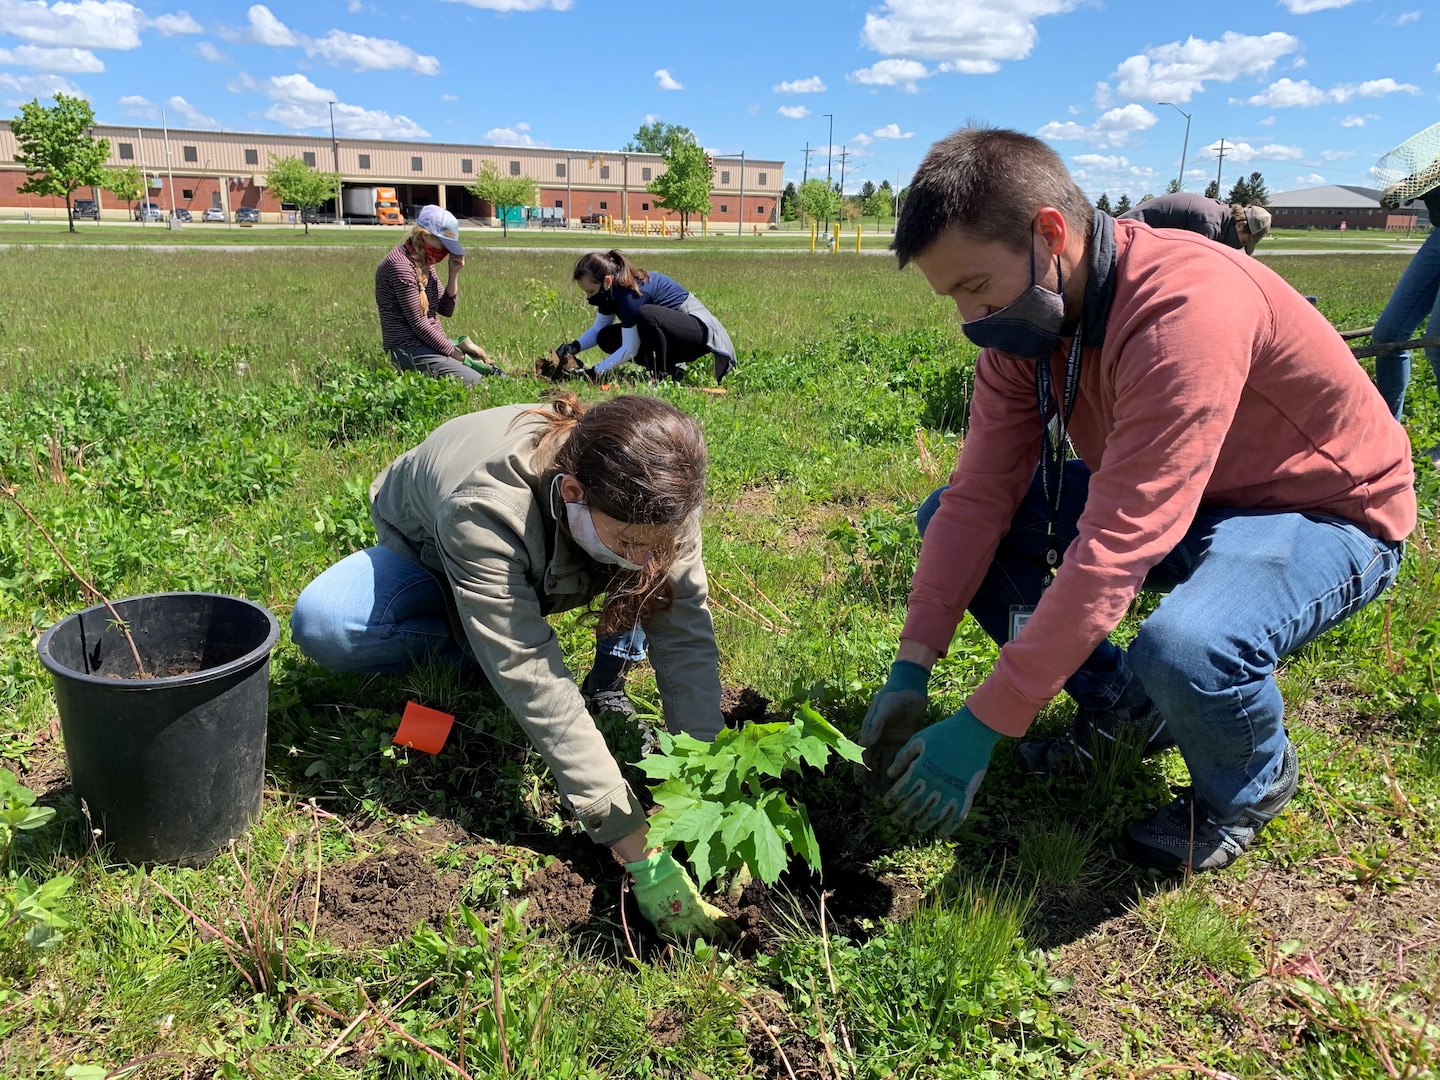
(1018, 700, 1174, 774)
(1124, 740, 1299, 872)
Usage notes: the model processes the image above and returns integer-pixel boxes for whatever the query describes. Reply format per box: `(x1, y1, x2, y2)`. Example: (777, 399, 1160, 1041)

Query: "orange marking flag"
(392, 701, 455, 755)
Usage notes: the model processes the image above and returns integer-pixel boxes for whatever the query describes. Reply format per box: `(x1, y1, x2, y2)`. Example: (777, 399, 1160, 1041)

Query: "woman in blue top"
(555, 250, 735, 383)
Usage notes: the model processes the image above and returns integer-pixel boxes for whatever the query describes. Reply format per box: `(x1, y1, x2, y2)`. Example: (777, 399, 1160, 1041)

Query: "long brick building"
(0, 122, 785, 228)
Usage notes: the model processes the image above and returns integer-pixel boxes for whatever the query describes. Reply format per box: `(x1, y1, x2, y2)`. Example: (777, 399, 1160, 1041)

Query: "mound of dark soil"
(721, 685, 773, 727)
(520, 858, 597, 931)
(311, 852, 463, 949)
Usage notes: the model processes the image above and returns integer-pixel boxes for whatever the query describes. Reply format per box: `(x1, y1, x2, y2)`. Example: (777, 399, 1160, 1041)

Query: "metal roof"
(1269, 184, 1384, 208)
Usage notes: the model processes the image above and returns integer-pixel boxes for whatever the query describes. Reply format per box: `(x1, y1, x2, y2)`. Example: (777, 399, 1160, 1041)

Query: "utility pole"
(836, 145, 853, 222)
(1158, 102, 1191, 192)
(823, 112, 834, 229)
(328, 101, 342, 224)
(160, 110, 177, 225)
(1214, 139, 1230, 197)
(800, 141, 811, 186)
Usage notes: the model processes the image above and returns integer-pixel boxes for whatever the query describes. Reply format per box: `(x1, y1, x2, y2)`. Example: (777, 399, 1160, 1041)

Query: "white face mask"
(554, 475, 649, 571)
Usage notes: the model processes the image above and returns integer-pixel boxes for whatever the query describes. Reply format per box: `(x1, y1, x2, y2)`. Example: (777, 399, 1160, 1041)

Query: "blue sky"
(0, 0, 1435, 201)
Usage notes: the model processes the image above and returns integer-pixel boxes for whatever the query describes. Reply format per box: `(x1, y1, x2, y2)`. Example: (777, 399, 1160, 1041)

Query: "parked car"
(135, 201, 166, 222)
(72, 199, 99, 220)
(234, 206, 260, 224)
(171, 208, 192, 223)
(202, 207, 225, 223)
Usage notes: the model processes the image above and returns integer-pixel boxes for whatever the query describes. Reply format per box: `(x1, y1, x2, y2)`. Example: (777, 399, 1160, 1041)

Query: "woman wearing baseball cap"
(375, 204, 500, 385)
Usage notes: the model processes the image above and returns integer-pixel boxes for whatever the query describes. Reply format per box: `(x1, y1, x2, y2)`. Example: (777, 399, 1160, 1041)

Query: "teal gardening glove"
(856, 660, 931, 799)
(884, 705, 1002, 837)
(626, 850, 740, 944)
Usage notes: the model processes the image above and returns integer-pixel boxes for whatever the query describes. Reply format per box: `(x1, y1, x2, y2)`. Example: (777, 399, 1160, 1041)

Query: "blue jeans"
(1373, 228, 1440, 420)
(918, 463, 1403, 821)
(290, 545, 647, 689)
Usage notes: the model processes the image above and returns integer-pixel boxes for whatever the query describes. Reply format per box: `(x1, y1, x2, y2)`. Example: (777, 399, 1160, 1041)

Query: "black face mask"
(585, 284, 615, 311)
(960, 233, 1067, 362)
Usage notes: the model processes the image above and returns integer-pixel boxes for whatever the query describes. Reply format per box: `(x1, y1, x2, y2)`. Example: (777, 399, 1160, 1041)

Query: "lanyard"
(1034, 325, 1083, 572)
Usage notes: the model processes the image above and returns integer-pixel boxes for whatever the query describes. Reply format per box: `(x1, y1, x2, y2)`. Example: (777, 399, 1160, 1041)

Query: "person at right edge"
(858, 127, 1415, 872)
(1372, 163, 1440, 466)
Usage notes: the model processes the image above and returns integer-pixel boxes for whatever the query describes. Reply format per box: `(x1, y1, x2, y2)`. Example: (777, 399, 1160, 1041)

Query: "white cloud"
(308, 28, 439, 73)
(872, 122, 914, 139)
(1279, 0, 1358, 10)
(1037, 103, 1158, 148)
(859, 0, 1083, 76)
(1394, 11, 1420, 25)
(748, 103, 760, 114)
(774, 75, 825, 94)
(0, 45, 104, 72)
(245, 3, 296, 45)
(347, 0, 362, 9)
(778, 105, 810, 119)
(1317, 149, 1356, 160)
(1258, 115, 1275, 126)
(165, 94, 216, 127)
(654, 68, 683, 91)
(0, 0, 145, 48)
(229, 71, 333, 103)
(1295, 172, 1327, 184)
(441, 92, 458, 101)
(851, 133, 872, 147)
(0, 71, 84, 103)
(483, 121, 544, 146)
(147, 10, 199, 34)
(1204, 140, 1305, 163)
(242, 5, 438, 74)
(1235, 76, 1420, 107)
(123, 92, 214, 125)
(1110, 31, 1299, 103)
(440, 0, 572, 8)
(847, 58, 931, 93)
(195, 41, 229, 63)
(1073, 153, 1130, 169)
(232, 75, 429, 138)
(1340, 114, 1379, 127)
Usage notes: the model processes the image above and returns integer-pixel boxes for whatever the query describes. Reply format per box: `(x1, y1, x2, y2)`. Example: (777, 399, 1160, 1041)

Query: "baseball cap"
(1240, 205, 1271, 254)
(416, 204, 464, 256)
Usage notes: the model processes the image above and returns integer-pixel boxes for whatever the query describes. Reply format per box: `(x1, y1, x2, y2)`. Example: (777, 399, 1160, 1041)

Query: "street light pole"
(160, 109, 177, 224)
(328, 101, 342, 224)
(823, 112, 834, 229)
(1158, 102, 1191, 192)
(737, 150, 744, 236)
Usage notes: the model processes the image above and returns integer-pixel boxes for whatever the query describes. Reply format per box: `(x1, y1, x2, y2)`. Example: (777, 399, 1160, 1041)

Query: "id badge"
(1009, 605, 1036, 641)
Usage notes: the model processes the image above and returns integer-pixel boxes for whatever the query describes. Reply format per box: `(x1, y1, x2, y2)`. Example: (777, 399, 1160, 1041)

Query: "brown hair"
(523, 390, 707, 634)
(892, 126, 1095, 268)
(407, 226, 432, 315)
(572, 249, 649, 296)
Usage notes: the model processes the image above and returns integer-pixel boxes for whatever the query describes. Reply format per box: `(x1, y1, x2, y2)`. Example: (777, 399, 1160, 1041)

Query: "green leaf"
(731, 722, 798, 783)
(65, 1065, 108, 1079)
(797, 700, 864, 763)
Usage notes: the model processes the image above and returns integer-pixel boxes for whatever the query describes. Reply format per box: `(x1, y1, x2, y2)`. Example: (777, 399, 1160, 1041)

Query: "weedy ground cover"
(0, 246, 1437, 1078)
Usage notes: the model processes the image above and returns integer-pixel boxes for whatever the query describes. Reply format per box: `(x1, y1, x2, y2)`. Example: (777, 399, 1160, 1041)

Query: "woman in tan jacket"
(292, 392, 735, 942)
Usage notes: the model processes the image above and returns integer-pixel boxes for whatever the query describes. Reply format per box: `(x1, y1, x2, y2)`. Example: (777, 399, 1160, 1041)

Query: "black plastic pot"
(37, 592, 280, 865)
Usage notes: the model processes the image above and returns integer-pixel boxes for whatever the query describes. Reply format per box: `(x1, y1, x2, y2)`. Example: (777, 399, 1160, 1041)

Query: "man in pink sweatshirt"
(859, 127, 1415, 871)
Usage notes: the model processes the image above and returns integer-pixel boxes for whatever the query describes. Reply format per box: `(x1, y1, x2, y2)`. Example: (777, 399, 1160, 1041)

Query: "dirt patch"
(648, 1006, 686, 1048)
(721, 685, 772, 727)
(520, 858, 597, 932)
(311, 852, 463, 949)
(740, 987, 829, 1079)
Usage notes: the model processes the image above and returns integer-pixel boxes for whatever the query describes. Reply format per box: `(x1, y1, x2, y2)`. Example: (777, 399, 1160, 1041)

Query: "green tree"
(864, 187, 894, 221)
(103, 164, 143, 220)
(10, 93, 109, 233)
(859, 179, 876, 201)
(1204, 179, 1220, 199)
(1243, 170, 1269, 207)
(468, 160, 537, 237)
(780, 181, 798, 222)
(1165, 177, 1183, 194)
(1115, 193, 1132, 214)
(1095, 193, 1113, 214)
(647, 135, 711, 237)
(796, 178, 841, 228)
(1225, 177, 1250, 205)
(624, 121, 694, 155)
(265, 154, 339, 235)
(1140, 193, 1155, 203)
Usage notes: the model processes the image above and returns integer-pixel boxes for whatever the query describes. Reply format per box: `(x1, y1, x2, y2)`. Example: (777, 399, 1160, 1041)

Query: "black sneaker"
(1124, 740, 1299, 872)
(585, 687, 637, 719)
(1017, 700, 1174, 774)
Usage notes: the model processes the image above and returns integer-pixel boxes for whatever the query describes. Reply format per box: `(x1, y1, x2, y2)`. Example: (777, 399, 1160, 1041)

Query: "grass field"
(1, 243, 1438, 1078)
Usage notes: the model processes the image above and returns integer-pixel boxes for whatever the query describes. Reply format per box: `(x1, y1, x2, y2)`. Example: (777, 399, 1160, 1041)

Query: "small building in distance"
(1268, 184, 1422, 230)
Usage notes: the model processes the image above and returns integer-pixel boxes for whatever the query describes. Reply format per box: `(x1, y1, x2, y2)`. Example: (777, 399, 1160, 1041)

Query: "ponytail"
(407, 226, 431, 315)
(572, 249, 649, 296)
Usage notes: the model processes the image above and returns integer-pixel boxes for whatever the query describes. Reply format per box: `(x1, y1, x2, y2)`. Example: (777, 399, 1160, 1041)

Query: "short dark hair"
(892, 126, 1095, 268)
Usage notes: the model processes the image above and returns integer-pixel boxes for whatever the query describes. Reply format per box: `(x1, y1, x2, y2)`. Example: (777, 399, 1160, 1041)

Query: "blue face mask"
(960, 237, 1067, 362)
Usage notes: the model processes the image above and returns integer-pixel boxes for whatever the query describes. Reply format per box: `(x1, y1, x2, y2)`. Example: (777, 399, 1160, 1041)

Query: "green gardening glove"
(626, 850, 740, 944)
(885, 705, 1002, 837)
(856, 660, 931, 799)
